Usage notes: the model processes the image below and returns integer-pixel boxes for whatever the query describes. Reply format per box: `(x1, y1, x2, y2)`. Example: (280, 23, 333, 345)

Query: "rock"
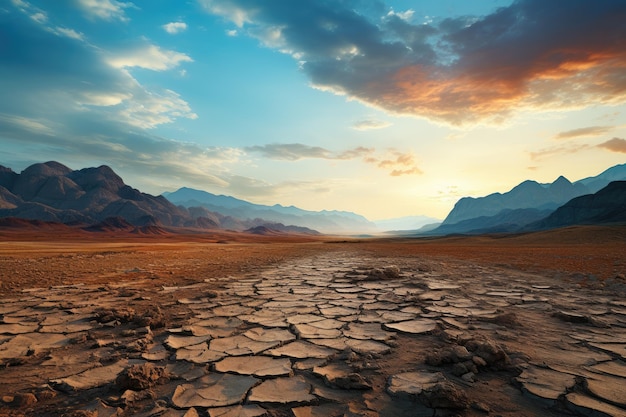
(515, 366, 576, 403)
(387, 371, 469, 409)
(421, 381, 469, 409)
(209, 335, 280, 356)
(116, 363, 168, 390)
(51, 359, 129, 392)
(387, 371, 446, 397)
(565, 392, 626, 417)
(267, 340, 336, 359)
(10, 393, 37, 408)
(383, 319, 438, 335)
(464, 337, 510, 368)
(248, 376, 316, 404)
(172, 374, 259, 408)
(313, 363, 372, 390)
(553, 310, 590, 324)
(214, 356, 293, 377)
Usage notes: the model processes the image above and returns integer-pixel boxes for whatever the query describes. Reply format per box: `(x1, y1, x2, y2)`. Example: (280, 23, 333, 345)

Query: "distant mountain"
(442, 176, 589, 226)
(373, 215, 441, 232)
(0, 162, 200, 227)
(577, 163, 626, 193)
(432, 163, 626, 235)
(433, 208, 554, 235)
(528, 181, 626, 230)
(164, 187, 377, 234)
(244, 223, 320, 236)
(0, 162, 320, 234)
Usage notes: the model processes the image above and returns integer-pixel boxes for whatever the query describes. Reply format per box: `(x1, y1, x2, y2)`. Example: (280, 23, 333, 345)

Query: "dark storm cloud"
(202, 0, 626, 125)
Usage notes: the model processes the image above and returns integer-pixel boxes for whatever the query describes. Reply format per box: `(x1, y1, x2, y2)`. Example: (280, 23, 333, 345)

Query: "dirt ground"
(1, 225, 624, 294)
(0, 224, 625, 417)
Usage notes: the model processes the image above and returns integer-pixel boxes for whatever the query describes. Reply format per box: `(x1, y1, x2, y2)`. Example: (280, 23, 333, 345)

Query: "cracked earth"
(1, 235, 626, 417)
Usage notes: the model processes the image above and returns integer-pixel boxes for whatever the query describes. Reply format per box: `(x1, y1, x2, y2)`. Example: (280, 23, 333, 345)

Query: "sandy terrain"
(0, 225, 625, 416)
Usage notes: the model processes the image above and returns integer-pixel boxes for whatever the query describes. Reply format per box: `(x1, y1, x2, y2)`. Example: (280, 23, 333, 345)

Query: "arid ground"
(1, 225, 625, 416)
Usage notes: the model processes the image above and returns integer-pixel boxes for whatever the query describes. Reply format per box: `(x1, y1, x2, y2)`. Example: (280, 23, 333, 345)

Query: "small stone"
(11, 393, 37, 408)
(116, 363, 168, 391)
(451, 363, 468, 377)
(471, 401, 490, 413)
(461, 372, 475, 383)
(472, 356, 487, 367)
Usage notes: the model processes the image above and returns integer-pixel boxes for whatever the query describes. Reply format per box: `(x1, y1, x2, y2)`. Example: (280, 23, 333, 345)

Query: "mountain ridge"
(164, 187, 378, 234)
(0, 162, 320, 234)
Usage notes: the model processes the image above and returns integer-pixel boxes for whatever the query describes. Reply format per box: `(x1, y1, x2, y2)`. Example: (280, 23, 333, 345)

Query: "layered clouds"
(0, 1, 217, 189)
(202, 0, 626, 126)
(1, 0, 625, 220)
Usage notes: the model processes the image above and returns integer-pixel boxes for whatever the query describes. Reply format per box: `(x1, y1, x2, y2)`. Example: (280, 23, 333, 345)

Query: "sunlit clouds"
(598, 138, 626, 153)
(163, 21, 188, 34)
(202, 0, 626, 126)
(1, 0, 625, 221)
(75, 0, 133, 22)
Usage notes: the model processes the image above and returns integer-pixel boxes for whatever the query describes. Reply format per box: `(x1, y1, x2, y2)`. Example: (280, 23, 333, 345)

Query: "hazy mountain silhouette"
(428, 163, 626, 235)
(0, 162, 324, 234)
(0, 162, 196, 226)
(527, 181, 626, 230)
(442, 176, 589, 226)
(164, 187, 377, 234)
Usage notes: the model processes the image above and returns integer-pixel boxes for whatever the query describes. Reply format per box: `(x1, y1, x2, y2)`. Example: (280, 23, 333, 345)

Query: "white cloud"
(119, 89, 198, 129)
(387, 9, 415, 22)
(163, 21, 187, 34)
(54, 27, 84, 40)
(352, 119, 392, 131)
(108, 44, 193, 71)
(76, 0, 134, 22)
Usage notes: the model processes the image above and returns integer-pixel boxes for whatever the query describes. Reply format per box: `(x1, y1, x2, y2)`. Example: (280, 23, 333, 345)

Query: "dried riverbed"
(1, 243, 626, 417)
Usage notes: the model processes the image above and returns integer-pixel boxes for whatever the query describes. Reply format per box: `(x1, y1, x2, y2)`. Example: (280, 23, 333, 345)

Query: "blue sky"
(1, 0, 625, 220)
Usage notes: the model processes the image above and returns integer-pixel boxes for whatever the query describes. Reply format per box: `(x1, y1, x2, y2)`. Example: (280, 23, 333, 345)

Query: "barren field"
(0, 225, 625, 416)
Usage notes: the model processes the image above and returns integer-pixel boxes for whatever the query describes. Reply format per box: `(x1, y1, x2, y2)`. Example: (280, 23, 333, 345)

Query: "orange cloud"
(555, 126, 613, 139)
(205, 0, 626, 126)
(598, 137, 626, 153)
(367, 150, 423, 176)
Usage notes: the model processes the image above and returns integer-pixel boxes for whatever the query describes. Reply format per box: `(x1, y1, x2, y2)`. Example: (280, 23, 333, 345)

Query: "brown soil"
(2, 224, 624, 295)
(0, 224, 625, 417)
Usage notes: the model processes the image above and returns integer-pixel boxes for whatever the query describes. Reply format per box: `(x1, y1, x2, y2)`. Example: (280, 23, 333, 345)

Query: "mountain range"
(0, 162, 319, 234)
(1, 161, 625, 236)
(163, 187, 378, 234)
(426, 163, 626, 235)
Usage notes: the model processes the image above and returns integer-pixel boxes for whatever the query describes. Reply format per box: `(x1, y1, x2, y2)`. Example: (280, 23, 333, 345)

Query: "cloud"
(76, 0, 134, 22)
(352, 119, 392, 131)
(163, 21, 187, 34)
(530, 144, 591, 160)
(108, 44, 193, 71)
(245, 143, 373, 161)
(598, 137, 626, 153)
(53, 27, 85, 40)
(555, 126, 614, 139)
(0, 2, 242, 197)
(365, 150, 423, 176)
(201, 0, 626, 126)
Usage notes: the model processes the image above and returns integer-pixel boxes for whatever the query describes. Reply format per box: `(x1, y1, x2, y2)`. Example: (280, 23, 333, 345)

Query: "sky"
(1, 0, 625, 221)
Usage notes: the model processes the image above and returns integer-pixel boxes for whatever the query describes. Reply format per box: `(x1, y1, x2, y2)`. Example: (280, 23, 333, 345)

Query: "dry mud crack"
(1, 250, 626, 416)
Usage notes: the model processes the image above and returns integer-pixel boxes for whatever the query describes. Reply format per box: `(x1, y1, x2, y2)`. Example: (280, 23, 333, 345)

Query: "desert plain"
(1, 225, 626, 417)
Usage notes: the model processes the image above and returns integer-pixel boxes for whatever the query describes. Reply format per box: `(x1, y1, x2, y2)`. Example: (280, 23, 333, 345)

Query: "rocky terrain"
(0, 226, 625, 416)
